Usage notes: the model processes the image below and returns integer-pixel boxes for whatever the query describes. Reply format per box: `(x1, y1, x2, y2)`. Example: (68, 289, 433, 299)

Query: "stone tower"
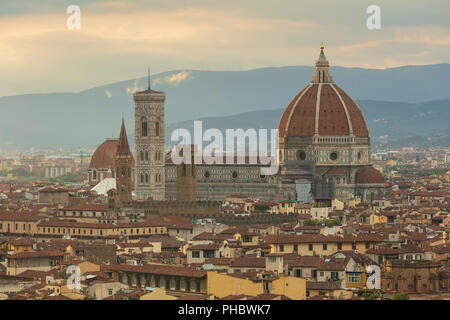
(133, 77, 166, 200)
(176, 145, 197, 202)
(115, 118, 133, 207)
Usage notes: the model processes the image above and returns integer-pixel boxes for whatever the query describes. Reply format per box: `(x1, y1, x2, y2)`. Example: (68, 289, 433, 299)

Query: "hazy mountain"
(0, 64, 449, 149)
(165, 99, 450, 149)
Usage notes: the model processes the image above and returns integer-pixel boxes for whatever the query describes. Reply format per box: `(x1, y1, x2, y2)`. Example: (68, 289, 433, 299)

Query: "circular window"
(297, 150, 306, 160)
(330, 152, 338, 161)
(204, 170, 210, 178)
(232, 171, 238, 179)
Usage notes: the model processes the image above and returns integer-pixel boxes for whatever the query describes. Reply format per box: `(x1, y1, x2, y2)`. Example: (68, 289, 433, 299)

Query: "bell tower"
(115, 117, 133, 207)
(133, 70, 166, 200)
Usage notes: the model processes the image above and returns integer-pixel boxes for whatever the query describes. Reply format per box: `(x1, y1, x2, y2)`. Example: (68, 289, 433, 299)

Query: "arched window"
(322, 70, 325, 82)
(121, 167, 126, 177)
(140, 151, 144, 161)
(141, 119, 148, 137)
(140, 174, 144, 183)
(93, 170, 97, 180)
(145, 174, 149, 183)
(145, 151, 148, 161)
(155, 121, 160, 136)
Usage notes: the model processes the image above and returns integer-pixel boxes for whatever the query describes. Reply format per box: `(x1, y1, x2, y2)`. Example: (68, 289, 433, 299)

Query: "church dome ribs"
(278, 46, 370, 140)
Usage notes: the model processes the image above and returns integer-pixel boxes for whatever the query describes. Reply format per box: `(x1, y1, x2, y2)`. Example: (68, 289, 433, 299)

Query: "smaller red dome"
(355, 166, 386, 184)
(89, 139, 119, 169)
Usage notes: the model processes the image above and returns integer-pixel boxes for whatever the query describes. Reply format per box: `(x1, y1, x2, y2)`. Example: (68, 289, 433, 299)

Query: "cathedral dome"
(89, 138, 135, 169)
(89, 139, 119, 169)
(355, 165, 386, 184)
(278, 46, 369, 139)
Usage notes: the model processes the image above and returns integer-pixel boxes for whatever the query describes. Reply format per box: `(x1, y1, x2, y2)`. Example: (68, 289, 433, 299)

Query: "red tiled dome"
(278, 83, 369, 138)
(278, 46, 369, 139)
(89, 139, 135, 169)
(89, 139, 119, 169)
(355, 166, 386, 184)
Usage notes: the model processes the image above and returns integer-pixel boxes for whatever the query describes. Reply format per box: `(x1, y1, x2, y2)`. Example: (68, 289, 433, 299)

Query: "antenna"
(148, 67, 151, 90)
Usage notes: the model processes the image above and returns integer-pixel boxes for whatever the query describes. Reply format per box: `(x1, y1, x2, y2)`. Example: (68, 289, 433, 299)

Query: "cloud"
(126, 79, 144, 94)
(153, 71, 192, 86)
(0, 0, 449, 96)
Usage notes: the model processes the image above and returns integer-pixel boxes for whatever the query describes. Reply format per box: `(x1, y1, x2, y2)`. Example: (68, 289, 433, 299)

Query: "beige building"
(6, 250, 66, 276)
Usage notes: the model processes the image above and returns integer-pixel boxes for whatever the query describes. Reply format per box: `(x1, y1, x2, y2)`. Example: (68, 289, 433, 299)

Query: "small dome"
(89, 139, 119, 169)
(355, 166, 386, 184)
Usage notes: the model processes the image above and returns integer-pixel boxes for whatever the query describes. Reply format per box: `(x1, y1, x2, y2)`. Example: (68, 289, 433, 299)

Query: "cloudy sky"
(0, 0, 449, 96)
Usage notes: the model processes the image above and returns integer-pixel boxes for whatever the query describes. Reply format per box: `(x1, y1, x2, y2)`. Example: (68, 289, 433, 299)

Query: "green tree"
(360, 289, 381, 300)
(392, 292, 410, 300)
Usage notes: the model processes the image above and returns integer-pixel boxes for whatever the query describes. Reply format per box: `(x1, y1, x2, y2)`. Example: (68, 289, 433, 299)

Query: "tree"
(392, 292, 410, 300)
(360, 289, 381, 300)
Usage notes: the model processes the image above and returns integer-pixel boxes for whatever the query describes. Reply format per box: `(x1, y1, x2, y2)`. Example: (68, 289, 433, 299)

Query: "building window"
(192, 251, 200, 258)
(145, 174, 149, 183)
(165, 279, 170, 290)
(279, 245, 284, 252)
(330, 152, 338, 161)
(338, 243, 342, 250)
(140, 151, 144, 161)
(323, 243, 327, 251)
(297, 150, 306, 160)
(293, 244, 298, 252)
(365, 242, 370, 249)
(142, 119, 148, 137)
(309, 244, 313, 251)
(108, 289, 113, 296)
(348, 273, 361, 283)
(155, 122, 160, 136)
(93, 170, 97, 180)
(196, 281, 201, 293)
(186, 281, 191, 292)
(145, 151, 149, 161)
(295, 269, 302, 277)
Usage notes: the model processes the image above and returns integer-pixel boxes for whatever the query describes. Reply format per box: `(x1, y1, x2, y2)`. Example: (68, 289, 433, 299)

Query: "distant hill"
(0, 64, 449, 149)
(165, 99, 450, 149)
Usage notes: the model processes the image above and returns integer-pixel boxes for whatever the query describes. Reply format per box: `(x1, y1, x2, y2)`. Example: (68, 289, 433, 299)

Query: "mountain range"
(0, 64, 449, 149)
